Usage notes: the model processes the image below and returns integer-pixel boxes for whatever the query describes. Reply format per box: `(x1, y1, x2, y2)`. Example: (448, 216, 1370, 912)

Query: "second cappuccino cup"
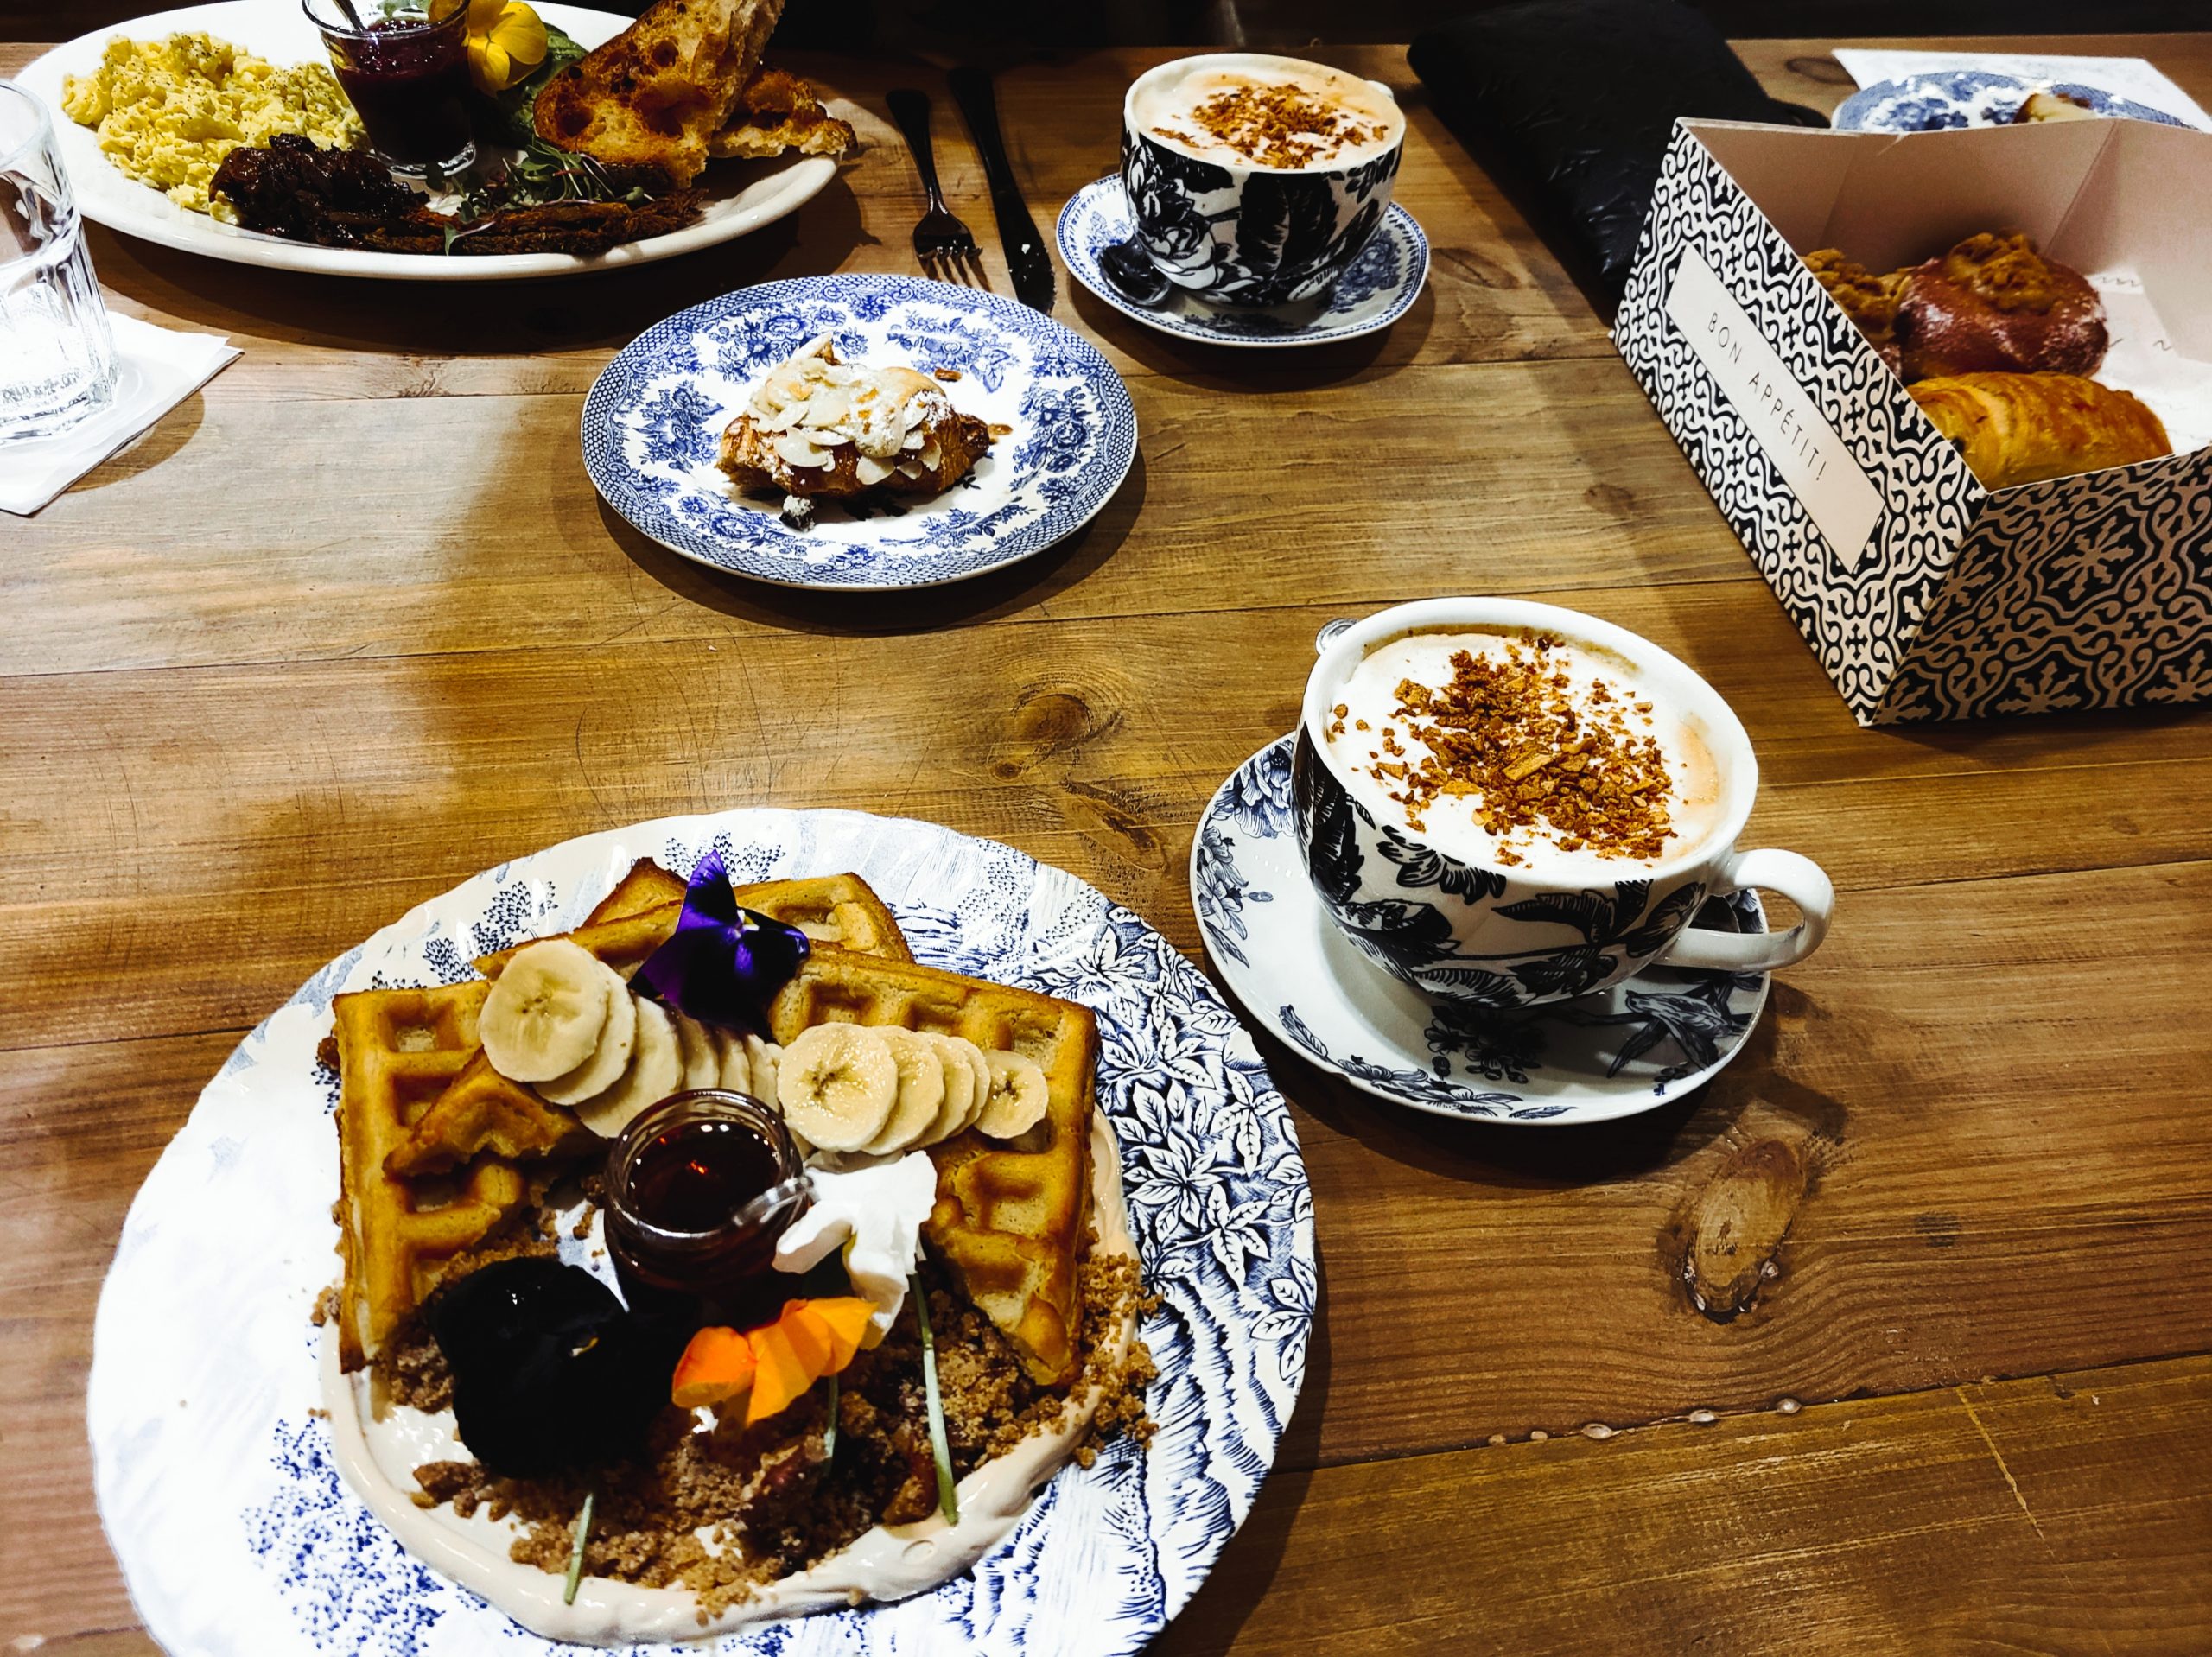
(1293, 598, 1834, 1007)
(1121, 53, 1406, 307)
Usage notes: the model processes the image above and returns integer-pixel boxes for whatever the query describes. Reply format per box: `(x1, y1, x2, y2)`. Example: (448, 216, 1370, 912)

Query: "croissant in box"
(1910, 372, 2171, 491)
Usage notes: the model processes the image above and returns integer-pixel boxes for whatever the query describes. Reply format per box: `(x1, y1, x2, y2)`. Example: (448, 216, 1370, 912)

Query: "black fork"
(886, 88, 982, 282)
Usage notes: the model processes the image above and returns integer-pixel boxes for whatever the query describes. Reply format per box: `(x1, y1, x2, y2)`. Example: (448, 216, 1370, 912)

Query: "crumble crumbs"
(404, 1241, 1154, 1618)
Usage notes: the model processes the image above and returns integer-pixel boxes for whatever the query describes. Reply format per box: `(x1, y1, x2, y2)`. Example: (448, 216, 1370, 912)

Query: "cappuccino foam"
(1135, 55, 1402, 171)
(1322, 630, 1726, 879)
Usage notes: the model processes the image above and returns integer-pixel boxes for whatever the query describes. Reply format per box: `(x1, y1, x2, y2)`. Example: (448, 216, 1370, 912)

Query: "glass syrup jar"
(603, 1090, 812, 1328)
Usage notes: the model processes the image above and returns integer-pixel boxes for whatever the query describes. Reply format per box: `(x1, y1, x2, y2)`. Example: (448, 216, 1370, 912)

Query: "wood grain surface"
(5, 31, 2211, 1657)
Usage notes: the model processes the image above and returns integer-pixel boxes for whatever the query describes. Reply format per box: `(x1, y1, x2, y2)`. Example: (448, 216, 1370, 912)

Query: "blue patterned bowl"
(1294, 599, 1836, 1007)
(1121, 53, 1406, 307)
(1832, 70, 2188, 134)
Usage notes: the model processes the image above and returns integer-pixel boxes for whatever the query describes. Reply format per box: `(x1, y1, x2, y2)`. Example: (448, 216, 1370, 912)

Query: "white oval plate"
(88, 808, 1313, 1654)
(583, 274, 1138, 588)
(12, 0, 840, 282)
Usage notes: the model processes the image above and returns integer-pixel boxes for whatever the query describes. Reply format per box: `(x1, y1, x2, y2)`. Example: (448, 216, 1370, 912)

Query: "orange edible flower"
(670, 1295, 881, 1424)
(670, 1324, 756, 1409)
(796, 1297, 874, 1369)
(746, 1321, 814, 1426)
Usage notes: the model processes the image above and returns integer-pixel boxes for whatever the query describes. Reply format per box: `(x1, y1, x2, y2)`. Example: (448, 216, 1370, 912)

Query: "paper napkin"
(1834, 48, 2212, 130)
(1, 313, 239, 516)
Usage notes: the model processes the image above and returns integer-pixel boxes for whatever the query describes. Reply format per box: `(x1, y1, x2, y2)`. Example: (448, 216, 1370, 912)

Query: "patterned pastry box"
(1612, 117, 2212, 725)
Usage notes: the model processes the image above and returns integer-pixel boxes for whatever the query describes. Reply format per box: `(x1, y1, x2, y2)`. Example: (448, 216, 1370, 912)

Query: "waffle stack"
(766, 948, 1099, 1388)
(330, 860, 1102, 1392)
(332, 866, 911, 1371)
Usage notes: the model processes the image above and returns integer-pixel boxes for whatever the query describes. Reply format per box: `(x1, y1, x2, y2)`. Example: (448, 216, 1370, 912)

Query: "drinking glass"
(1, 81, 117, 441)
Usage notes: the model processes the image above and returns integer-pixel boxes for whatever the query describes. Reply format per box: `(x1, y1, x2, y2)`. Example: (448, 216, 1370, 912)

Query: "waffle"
(330, 983, 533, 1370)
(588, 856, 690, 923)
(393, 871, 912, 1178)
(766, 946, 1099, 1388)
(474, 870, 914, 980)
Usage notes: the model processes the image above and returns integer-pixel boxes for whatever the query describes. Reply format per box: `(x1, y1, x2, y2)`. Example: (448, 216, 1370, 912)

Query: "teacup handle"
(1655, 848, 1834, 975)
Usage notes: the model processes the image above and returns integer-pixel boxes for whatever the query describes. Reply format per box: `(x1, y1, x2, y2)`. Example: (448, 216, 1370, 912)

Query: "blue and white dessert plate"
(582, 276, 1138, 589)
(1832, 71, 2187, 133)
(1192, 738, 1770, 1126)
(89, 808, 1311, 1654)
(1057, 176, 1428, 348)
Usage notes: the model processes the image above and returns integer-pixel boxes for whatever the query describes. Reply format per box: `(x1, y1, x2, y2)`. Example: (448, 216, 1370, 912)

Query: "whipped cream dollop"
(743, 333, 953, 486)
(772, 1149, 938, 1342)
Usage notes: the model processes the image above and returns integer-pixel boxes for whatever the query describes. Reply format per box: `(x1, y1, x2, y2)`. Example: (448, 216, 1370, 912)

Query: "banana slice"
(479, 939, 612, 1082)
(778, 1024, 898, 1152)
(672, 1012, 721, 1091)
(948, 1036, 995, 1136)
(575, 996, 683, 1138)
(977, 1050, 1051, 1139)
(714, 1027, 751, 1094)
(862, 1027, 947, 1156)
(746, 1035, 807, 1153)
(746, 1035, 780, 1104)
(535, 968, 639, 1107)
(914, 1032, 974, 1145)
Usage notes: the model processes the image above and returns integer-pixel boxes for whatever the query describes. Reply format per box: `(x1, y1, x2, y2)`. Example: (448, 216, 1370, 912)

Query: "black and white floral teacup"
(1121, 53, 1406, 308)
(1292, 598, 1835, 1007)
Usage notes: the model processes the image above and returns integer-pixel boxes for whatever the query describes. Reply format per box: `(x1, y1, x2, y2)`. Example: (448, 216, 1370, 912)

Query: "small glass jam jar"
(603, 1090, 812, 1326)
(304, 0, 477, 175)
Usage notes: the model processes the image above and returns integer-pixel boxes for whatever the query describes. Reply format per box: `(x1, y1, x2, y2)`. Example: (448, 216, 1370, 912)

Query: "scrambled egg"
(60, 33, 365, 220)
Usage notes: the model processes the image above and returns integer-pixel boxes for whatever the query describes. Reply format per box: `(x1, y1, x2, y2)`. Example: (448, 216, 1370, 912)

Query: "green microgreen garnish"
(823, 1371, 839, 1461)
(911, 1273, 959, 1524)
(563, 1489, 595, 1606)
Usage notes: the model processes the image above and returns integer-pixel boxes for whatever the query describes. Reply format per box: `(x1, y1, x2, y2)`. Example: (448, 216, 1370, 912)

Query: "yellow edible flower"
(465, 0, 548, 95)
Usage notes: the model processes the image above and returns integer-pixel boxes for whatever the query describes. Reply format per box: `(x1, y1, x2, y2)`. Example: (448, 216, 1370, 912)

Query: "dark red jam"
(603, 1091, 811, 1327)
(313, 5, 475, 172)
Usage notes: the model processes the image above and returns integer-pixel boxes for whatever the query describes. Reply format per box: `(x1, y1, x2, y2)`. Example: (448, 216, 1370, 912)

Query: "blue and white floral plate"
(1056, 177, 1428, 348)
(1192, 739, 1770, 1126)
(89, 809, 1310, 1654)
(582, 276, 1138, 588)
(1832, 71, 2188, 133)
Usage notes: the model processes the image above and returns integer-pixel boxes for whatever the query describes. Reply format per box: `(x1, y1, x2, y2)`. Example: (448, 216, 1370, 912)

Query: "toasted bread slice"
(707, 67, 855, 160)
(533, 0, 786, 187)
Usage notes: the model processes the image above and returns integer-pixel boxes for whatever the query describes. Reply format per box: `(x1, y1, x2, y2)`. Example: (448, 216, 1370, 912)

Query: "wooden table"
(6, 31, 2211, 1656)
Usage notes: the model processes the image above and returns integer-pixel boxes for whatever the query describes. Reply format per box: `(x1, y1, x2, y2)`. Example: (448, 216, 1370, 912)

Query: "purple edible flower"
(632, 850, 810, 1034)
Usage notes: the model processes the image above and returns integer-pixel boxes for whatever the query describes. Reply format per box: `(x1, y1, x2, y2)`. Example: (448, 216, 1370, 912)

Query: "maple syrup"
(603, 1092, 810, 1311)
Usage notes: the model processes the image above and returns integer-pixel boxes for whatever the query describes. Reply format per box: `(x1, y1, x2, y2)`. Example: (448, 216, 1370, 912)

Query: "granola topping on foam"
(1324, 630, 1722, 870)
(1138, 58, 1400, 170)
(742, 334, 956, 486)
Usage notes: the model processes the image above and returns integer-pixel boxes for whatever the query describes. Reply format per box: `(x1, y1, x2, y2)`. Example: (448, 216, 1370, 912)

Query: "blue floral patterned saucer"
(1192, 739, 1771, 1125)
(1832, 71, 2187, 133)
(582, 275, 1138, 589)
(1056, 177, 1428, 348)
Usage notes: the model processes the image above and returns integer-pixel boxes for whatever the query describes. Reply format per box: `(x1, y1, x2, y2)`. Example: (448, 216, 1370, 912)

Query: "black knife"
(946, 66, 1055, 314)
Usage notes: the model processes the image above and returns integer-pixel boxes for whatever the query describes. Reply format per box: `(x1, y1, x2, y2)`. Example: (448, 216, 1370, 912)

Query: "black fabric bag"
(1409, 0, 1823, 309)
